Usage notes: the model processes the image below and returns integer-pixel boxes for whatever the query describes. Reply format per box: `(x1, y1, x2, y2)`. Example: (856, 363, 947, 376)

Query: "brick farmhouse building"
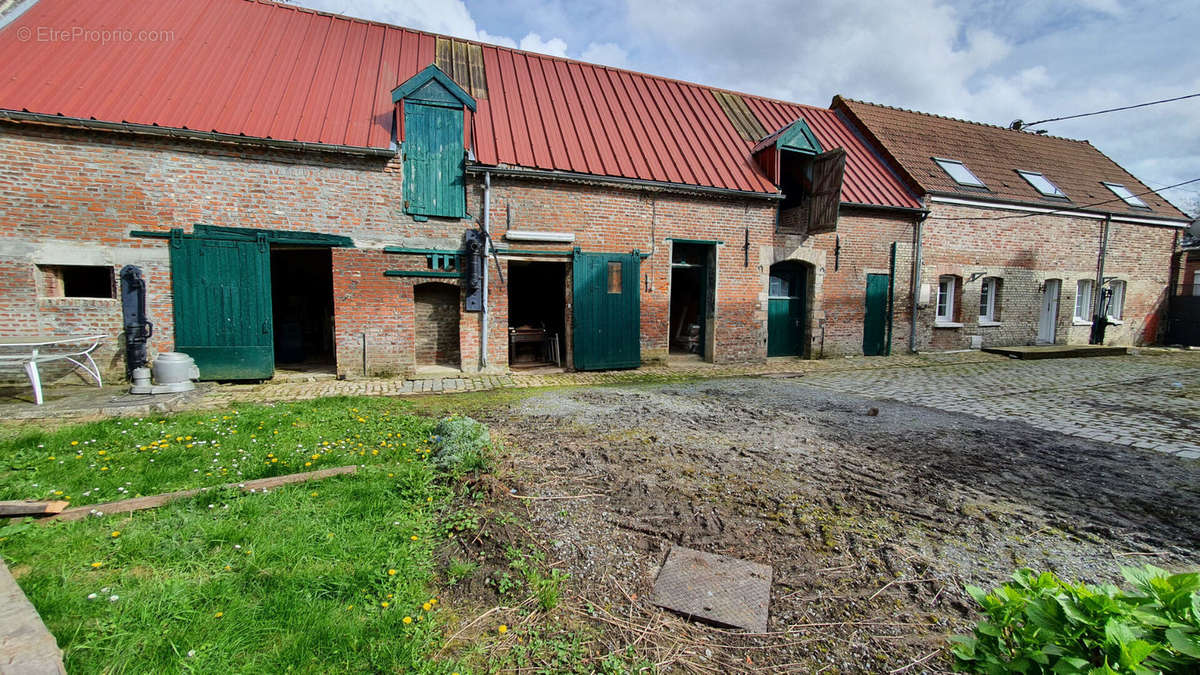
(0, 0, 1191, 382)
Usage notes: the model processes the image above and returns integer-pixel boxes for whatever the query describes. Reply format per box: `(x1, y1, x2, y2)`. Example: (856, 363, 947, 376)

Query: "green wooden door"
(572, 251, 640, 370)
(767, 263, 806, 357)
(863, 273, 889, 356)
(170, 232, 274, 380)
(403, 101, 465, 218)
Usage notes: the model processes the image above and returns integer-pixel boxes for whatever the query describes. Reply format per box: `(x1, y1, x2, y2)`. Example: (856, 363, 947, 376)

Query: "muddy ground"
(466, 376, 1200, 673)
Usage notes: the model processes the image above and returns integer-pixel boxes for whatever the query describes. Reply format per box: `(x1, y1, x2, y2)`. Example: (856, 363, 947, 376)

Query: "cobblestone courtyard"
(5, 350, 1198, 459)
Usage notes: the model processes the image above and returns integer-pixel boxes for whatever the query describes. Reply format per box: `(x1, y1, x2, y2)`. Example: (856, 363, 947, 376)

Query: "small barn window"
(933, 158, 987, 188)
(936, 275, 958, 322)
(1075, 279, 1095, 322)
(1016, 170, 1067, 198)
(1107, 280, 1125, 320)
(607, 262, 622, 294)
(979, 277, 1001, 322)
(1101, 182, 1149, 209)
(40, 265, 115, 298)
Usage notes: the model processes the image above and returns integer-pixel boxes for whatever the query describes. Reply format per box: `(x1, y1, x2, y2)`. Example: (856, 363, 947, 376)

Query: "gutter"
(928, 193, 1191, 228)
(0, 110, 397, 159)
(910, 208, 931, 353)
(466, 164, 784, 201)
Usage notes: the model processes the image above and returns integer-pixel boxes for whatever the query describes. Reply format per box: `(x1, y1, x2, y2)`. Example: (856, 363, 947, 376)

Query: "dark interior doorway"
(508, 261, 567, 368)
(270, 247, 335, 368)
(670, 243, 713, 357)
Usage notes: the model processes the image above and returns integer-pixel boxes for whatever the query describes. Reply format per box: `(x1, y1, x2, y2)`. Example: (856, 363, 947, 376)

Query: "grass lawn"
(0, 396, 488, 673)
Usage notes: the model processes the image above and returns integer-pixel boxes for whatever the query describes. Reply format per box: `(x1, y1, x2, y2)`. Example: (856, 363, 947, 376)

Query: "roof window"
(1101, 182, 1149, 209)
(1017, 170, 1067, 198)
(933, 158, 987, 188)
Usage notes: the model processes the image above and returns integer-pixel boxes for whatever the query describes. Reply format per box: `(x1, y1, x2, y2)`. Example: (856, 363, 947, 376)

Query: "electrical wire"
(927, 177, 1200, 221)
(1012, 92, 1200, 130)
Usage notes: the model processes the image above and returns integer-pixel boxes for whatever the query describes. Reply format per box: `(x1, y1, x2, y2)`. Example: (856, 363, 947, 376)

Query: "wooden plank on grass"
(0, 500, 69, 516)
(48, 466, 357, 522)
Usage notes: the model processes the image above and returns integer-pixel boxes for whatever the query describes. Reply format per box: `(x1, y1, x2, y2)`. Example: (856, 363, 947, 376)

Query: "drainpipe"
(1089, 214, 1111, 345)
(481, 171, 491, 370)
(909, 210, 929, 353)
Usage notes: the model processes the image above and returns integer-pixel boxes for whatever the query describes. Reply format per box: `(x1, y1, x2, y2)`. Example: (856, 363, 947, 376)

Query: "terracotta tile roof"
(0, 0, 922, 208)
(834, 97, 1189, 221)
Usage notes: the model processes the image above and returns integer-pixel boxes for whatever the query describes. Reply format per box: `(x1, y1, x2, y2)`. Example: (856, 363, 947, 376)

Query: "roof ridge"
(250, 0, 826, 114)
(838, 97, 1091, 144)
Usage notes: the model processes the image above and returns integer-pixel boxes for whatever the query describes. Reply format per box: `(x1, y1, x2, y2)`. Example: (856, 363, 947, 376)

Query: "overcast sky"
(294, 0, 1199, 215)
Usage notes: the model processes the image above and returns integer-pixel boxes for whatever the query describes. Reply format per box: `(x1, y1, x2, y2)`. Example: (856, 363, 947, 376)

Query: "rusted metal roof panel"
(0, 0, 921, 207)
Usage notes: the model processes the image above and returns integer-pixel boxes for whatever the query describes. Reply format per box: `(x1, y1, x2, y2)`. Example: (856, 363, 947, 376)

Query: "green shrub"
(951, 566, 1200, 674)
(429, 416, 490, 474)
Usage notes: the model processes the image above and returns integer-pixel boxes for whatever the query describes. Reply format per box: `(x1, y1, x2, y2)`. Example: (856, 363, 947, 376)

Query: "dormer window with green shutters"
(392, 65, 477, 220)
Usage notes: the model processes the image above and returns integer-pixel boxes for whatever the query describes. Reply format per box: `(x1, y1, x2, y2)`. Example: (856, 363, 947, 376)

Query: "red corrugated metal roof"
(0, 0, 921, 208)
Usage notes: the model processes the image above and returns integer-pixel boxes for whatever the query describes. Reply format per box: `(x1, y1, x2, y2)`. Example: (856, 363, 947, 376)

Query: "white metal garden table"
(0, 334, 107, 405)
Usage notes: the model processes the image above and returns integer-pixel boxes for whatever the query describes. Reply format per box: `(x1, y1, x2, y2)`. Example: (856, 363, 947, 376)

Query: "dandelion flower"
(410, 535, 419, 541)
(388, 569, 396, 576)
(422, 602, 431, 611)
(111, 531, 120, 538)
(71, 441, 79, 446)
(214, 611, 223, 618)
(498, 624, 508, 634)
(402, 616, 412, 624)
(48, 456, 55, 461)
(90, 562, 104, 568)
(380, 601, 389, 608)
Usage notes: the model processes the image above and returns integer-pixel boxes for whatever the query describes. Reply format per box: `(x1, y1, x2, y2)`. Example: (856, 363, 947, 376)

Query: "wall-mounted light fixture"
(967, 271, 987, 283)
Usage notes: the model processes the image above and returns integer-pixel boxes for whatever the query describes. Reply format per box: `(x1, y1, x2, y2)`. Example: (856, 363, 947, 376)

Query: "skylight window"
(1101, 182, 1149, 208)
(933, 158, 987, 188)
(1016, 170, 1067, 198)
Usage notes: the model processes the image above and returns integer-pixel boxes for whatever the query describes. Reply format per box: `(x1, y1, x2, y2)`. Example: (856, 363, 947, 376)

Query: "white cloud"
(517, 33, 569, 57)
(581, 42, 630, 69)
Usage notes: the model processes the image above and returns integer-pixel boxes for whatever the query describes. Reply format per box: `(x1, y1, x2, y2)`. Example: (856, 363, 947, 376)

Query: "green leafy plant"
(950, 566, 1200, 674)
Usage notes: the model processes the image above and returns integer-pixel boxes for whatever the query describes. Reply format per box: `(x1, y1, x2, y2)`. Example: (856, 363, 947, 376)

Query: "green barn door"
(863, 273, 889, 356)
(170, 232, 274, 380)
(767, 262, 806, 357)
(572, 251, 641, 370)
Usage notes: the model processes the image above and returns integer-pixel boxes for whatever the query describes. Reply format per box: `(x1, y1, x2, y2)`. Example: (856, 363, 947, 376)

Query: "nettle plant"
(951, 566, 1200, 674)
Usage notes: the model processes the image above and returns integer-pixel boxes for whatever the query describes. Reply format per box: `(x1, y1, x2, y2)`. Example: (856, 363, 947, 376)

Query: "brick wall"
(915, 203, 1178, 348)
(771, 207, 916, 357)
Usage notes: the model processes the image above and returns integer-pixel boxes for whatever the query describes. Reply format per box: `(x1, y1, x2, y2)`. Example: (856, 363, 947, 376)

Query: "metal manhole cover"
(649, 545, 771, 631)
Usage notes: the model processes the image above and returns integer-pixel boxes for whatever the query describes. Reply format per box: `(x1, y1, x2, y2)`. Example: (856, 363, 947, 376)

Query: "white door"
(1038, 279, 1060, 344)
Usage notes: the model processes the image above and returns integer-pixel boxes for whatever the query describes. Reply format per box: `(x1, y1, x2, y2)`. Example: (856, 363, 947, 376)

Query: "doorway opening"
(270, 247, 335, 371)
(507, 261, 567, 369)
(413, 282, 462, 368)
(670, 243, 714, 360)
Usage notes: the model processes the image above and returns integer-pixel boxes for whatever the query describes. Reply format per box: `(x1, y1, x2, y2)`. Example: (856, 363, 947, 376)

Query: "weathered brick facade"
(916, 203, 1177, 349)
(0, 119, 1183, 386)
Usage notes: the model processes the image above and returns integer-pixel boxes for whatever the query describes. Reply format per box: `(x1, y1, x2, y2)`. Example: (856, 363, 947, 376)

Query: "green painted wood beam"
(667, 238, 724, 246)
(383, 270, 463, 278)
(383, 246, 463, 255)
(130, 226, 354, 248)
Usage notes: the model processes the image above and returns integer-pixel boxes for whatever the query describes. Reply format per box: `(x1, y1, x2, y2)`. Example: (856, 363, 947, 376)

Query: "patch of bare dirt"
(473, 377, 1200, 673)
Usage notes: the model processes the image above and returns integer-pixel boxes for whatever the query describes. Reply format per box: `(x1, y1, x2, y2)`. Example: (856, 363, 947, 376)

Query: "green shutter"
(170, 232, 274, 380)
(404, 102, 465, 218)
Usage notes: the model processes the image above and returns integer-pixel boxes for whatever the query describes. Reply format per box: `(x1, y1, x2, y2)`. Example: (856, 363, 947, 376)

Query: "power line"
(1009, 92, 1200, 130)
(927, 177, 1200, 221)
